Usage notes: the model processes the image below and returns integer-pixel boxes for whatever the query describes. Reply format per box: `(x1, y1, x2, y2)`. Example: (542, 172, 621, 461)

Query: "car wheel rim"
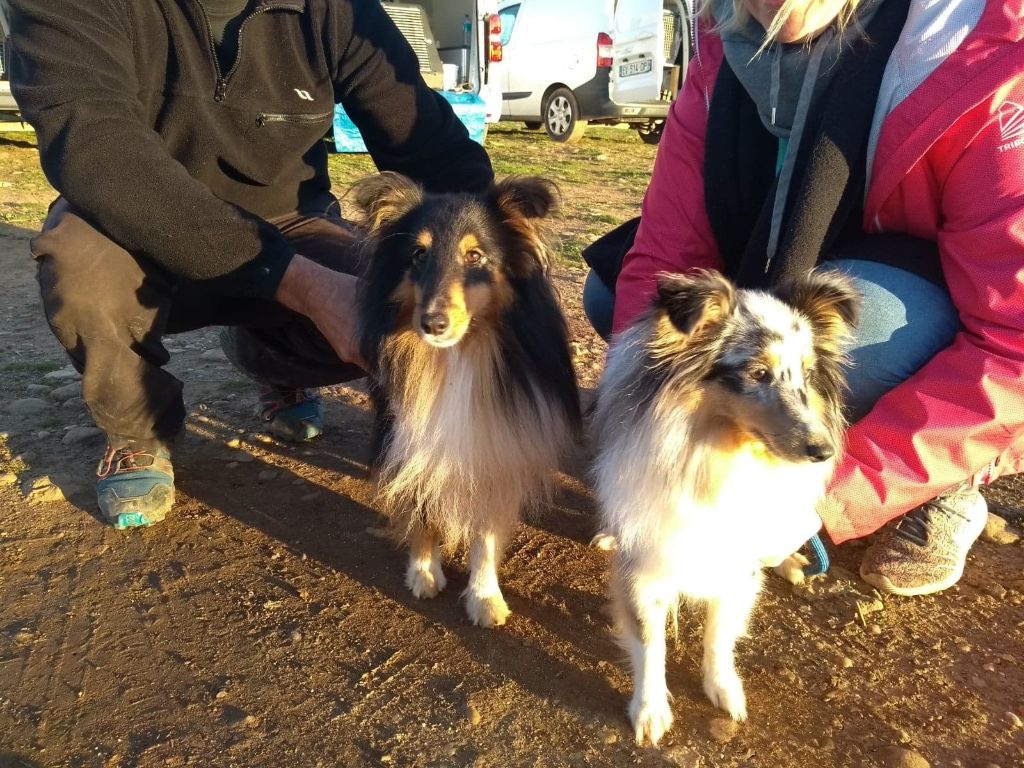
(547, 96, 572, 135)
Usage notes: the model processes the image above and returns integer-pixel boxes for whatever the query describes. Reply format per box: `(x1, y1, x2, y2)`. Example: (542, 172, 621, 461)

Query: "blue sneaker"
(257, 387, 323, 442)
(96, 445, 175, 529)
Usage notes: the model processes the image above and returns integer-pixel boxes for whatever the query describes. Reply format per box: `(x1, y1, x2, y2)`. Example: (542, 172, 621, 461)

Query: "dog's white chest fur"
(380, 339, 570, 544)
(651, 445, 830, 598)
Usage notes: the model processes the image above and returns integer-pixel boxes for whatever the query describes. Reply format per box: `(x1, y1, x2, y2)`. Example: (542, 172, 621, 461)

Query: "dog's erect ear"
(347, 172, 423, 233)
(492, 176, 560, 221)
(655, 270, 735, 335)
(778, 270, 861, 350)
(491, 176, 559, 275)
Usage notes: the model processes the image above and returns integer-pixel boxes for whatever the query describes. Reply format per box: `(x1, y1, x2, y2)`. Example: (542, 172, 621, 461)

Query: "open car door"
(610, 0, 665, 104)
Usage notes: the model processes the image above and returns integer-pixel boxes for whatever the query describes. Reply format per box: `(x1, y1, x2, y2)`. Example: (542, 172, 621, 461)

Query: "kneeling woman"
(584, 0, 1024, 595)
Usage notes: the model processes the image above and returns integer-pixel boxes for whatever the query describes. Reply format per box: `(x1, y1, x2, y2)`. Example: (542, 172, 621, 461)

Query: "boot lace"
(894, 498, 970, 547)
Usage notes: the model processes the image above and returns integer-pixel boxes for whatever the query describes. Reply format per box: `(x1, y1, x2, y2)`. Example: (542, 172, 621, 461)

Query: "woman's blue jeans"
(582, 259, 960, 421)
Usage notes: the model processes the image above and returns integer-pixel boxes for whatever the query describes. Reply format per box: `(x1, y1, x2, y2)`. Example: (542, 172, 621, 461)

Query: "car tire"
(543, 88, 587, 143)
(636, 121, 664, 145)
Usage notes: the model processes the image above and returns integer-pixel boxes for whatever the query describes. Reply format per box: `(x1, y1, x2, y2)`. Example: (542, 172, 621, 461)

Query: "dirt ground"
(1, 128, 1022, 768)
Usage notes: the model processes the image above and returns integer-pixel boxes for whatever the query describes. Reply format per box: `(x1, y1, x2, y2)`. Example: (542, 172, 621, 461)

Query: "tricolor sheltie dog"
(352, 172, 580, 628)
(592, 269, 859, 745)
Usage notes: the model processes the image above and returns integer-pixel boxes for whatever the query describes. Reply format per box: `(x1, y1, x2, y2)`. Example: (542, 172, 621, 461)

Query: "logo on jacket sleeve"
(294, 89, 314, 101)
(997, 101, 1024, 152)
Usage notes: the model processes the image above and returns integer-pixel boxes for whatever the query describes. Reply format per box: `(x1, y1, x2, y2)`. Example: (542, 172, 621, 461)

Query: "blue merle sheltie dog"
(352, 172, 580, 628)
(592, 269, 859, 745)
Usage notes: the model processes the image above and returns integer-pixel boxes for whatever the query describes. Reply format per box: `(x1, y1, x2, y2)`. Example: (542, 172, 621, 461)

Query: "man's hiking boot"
(96, 445, 175, 529)
(257, 387, 323, 442)
(860, 485, 988, 596)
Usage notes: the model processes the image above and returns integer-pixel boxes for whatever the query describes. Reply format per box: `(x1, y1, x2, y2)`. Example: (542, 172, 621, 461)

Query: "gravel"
(8, 398, 51, 418)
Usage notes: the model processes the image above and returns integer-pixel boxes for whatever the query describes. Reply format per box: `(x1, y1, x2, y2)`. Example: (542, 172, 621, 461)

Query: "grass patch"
(492, 159, 552, 177)
(0, 131, 39, 148)
(555, 233, 591, 266)
(583, 212, 621, 226)
(0, 201, 50, 228)
(326, 152, 379, 193)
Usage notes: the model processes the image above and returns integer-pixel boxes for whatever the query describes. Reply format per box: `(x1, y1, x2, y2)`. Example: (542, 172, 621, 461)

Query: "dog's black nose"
(421, 312, 450, 336)
(804, 440, 834, 462)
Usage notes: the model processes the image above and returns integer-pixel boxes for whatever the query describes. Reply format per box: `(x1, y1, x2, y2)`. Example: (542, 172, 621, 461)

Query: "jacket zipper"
(689, 0, 709, 113)
(256, 111, 333, 127)
(200, 4, 273, 102)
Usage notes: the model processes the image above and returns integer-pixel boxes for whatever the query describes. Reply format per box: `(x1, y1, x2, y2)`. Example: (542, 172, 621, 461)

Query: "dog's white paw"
(464, 592, 510, 628)
(590, 532, 618, 551)
(771, 552, 810, 585)
(629, 693, 674, 746)
(703, 668, 747, 721)
(406, 561, 447, 599)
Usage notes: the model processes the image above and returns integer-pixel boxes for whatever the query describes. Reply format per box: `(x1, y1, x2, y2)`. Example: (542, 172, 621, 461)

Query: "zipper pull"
(214, 79, 227, 102)
(255, 113, 266, 128)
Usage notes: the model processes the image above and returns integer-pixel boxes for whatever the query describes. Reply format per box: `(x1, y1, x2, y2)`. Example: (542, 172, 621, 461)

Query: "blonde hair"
(700, 0, 862, 49)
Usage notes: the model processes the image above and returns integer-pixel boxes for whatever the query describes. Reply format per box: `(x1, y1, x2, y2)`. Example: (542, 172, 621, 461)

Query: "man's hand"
(275, 255, 367, 370)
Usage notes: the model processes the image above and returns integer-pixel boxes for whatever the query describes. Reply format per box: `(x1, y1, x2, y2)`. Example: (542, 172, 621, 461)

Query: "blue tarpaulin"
(333, 91, 488, 153)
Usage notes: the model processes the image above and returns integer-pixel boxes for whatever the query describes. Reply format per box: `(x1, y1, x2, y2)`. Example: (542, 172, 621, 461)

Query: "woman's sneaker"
(257, 387, 323, 442)
(96, 445, 175, 529)
(860, 485, 988, 596)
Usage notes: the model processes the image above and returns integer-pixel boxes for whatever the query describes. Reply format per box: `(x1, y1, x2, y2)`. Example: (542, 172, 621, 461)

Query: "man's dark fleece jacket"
(8, 0, 494, 299)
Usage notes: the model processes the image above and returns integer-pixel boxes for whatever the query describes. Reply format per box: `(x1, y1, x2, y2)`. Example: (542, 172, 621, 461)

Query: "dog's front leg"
(405, 522, 446, 599)
(463, 529, 510, 628)
(701, 572, 760, 721)
(613, 565, 674, 746)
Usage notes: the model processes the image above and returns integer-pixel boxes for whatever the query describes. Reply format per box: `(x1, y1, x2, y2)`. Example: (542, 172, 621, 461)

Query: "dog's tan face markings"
(748, 337, 813, 401)
(410, 219, 511, 348)
(444, 281, 471, 342)
(388, 273, 417, 326)
(391, 184, 558, 351)
(464, 278, 510, 324)
(409, 225, 473, 347)
(428, 267, 515, 346)
(459, 234, 485, 263)
(413, 271, 478, 348)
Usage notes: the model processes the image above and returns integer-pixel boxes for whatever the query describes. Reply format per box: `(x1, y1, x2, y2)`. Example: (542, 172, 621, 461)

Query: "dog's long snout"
(804, 437, 834, 463)
(420, 310, 450, 336)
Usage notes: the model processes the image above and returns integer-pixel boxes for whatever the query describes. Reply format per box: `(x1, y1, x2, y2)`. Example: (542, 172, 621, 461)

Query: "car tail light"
(597, 32, 613, 68)
(488, 14, 503, 62)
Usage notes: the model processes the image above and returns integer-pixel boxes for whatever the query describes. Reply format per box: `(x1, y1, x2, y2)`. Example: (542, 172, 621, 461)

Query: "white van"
(0, 0, 18, 116)
(487, 0, 688, 143)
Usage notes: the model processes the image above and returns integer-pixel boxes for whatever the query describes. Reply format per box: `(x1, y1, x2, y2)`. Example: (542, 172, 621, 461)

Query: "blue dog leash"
(802, 533, 830, 576)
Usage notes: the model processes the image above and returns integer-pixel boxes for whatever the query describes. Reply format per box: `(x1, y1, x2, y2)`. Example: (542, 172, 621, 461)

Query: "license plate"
(618, 59, 653, 78)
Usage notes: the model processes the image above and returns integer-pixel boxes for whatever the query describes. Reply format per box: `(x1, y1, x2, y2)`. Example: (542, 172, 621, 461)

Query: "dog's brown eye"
(750, 366, 770, 382)
(411, 247, 427, 266)
(465, 250, 486, 266)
